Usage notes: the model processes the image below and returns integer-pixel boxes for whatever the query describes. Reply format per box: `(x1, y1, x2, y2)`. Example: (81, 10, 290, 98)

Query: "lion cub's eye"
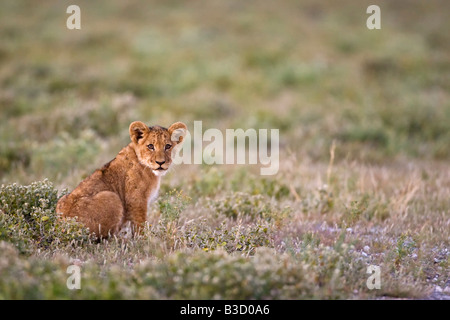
(147, 144, 154, 151)
(165, 144, 172, 150)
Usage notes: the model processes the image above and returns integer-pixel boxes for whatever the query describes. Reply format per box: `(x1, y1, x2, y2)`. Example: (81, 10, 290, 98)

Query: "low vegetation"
(0, 0, 448, 299)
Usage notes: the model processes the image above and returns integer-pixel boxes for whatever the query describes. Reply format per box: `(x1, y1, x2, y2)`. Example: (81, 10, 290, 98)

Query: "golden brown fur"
(56, 121, 187, 237)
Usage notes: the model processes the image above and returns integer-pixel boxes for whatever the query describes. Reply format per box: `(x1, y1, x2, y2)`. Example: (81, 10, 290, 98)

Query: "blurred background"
(0, 0, 449, 189)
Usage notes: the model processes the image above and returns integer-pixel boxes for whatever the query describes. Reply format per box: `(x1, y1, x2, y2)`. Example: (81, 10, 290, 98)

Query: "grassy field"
(0, 0, 449, 299)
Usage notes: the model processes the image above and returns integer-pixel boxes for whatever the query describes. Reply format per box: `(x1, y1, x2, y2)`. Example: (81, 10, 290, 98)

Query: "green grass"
(0, 0, 449, 299)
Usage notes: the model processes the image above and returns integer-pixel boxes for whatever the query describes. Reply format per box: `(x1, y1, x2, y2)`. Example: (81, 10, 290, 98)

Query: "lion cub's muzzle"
(151, 159, 171, 176)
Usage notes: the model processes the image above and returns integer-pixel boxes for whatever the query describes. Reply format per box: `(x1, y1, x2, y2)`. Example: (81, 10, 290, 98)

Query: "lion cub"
(56, 121, 187, 237)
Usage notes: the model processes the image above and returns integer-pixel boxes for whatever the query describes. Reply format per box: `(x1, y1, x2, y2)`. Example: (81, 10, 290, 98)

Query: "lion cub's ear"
(129, 121, 149, 144)
(168, 122, 187, 144)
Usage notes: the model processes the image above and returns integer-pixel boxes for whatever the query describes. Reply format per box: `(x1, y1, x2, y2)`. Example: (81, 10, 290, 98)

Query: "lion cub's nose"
(156, 160, 165, 166)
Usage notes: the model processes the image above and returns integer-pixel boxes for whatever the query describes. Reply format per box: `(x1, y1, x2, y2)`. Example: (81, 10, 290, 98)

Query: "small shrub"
(136, 248, 316, 299)
(343, 196, 369, 227)
(300, 185, 334, 214)
(395, 233, 417, 269)
(191, 167, 224, 197)
(230, 170, 291, 200)
(0, 179, 92, 253)
(183, 220, 271, 255)
(209, 192, 290, 222)
(157, 189, 191, 224)
(342, 193, 390, 227)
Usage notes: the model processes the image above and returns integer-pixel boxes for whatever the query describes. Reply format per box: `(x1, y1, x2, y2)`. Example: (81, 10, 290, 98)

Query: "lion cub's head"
(129, 121, 187, 176)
